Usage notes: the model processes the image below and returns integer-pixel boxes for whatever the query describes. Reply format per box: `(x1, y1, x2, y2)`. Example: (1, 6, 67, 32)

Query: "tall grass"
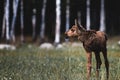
(0, 38, 120, 80)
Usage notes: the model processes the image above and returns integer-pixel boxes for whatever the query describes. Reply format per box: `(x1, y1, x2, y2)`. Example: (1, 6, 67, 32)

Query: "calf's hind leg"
(94, 52, 102, 78)
(102, 48, 109, 79)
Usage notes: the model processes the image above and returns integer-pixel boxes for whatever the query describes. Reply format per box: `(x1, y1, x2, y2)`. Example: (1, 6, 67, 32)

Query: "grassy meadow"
(0, 36, 120, 80)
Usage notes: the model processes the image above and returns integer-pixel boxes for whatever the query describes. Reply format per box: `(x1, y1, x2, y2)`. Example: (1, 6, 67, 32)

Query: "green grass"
(0, 37, 120, 80)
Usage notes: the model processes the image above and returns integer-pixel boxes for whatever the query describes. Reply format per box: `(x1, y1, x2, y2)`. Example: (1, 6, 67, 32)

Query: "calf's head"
(65, 19, 86, 38)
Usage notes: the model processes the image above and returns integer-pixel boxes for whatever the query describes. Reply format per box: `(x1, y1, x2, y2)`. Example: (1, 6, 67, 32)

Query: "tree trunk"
(65, 0, 70, 31)
(2, 11, 6, 38)
(65, 0, 70, 42)
(54, 0, 61, 44)
(5, 0, 10, 43)
(100, 0, 105, 32)
(20, 0, 24, 43)
(32, 8, 36, 41)
(10, 0, 19, 43)
(86, 0, 90, 30)
(77, 11, 81, 24)
(40, 0, 47, 42)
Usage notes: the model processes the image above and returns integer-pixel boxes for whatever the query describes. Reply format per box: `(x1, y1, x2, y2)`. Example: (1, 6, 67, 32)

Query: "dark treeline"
(0, 0, 120, 42)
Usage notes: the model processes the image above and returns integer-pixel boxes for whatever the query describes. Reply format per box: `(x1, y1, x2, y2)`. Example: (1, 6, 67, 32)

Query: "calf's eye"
(71, 29, 74, 32)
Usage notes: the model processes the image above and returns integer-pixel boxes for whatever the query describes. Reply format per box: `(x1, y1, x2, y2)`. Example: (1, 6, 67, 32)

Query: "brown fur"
(65, 20, 109, 80)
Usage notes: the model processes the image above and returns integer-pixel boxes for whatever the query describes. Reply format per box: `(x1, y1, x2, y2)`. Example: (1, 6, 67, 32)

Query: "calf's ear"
(74, 19, 86, 32)
(78, 22, 86, 32)
(79, 25, 86, 31)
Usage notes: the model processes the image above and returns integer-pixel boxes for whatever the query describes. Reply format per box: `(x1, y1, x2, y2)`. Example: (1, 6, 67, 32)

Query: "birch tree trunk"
(1, 10, 6, 38)
(10, 0, 19, 43)
(40, 0, 47, 41)
(100, 0, 105, 32)
(54, 0, 61, 44)
(65, 0, 70, 31)
(65, 0, 70, 42)
(77, 11, 81, 24)
(20, 0, 24, 43)
(32, 8, 36, 41)
(5, 0, 10, 43)
(86, 0, 90, 30)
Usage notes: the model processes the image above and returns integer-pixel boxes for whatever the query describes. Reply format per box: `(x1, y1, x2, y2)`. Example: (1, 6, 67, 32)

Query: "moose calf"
(65, 19, 109, 80)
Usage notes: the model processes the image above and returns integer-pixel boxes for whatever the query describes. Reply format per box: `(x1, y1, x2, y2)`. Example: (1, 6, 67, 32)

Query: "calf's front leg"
(86, 52, 92, 80)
